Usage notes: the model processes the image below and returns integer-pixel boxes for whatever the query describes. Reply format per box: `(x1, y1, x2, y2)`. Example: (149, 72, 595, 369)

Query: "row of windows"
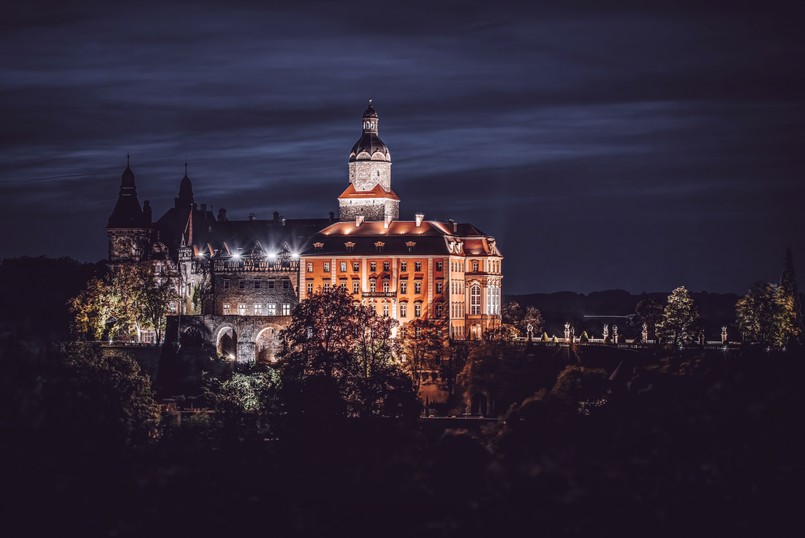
(309, 260, 437, 274)
(486, 285, 501, 315)
(451, 302, 465, 318)
(222, 279, 290, 290)
(307, 278, 445, 296)
(222, 303, 291, 316)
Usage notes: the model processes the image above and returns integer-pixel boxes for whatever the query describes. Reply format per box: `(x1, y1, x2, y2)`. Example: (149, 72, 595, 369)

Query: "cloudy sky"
(1, 0, 803, 294)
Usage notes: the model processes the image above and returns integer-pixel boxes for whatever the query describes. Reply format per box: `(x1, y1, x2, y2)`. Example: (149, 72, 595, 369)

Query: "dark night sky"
(1, 0, 803, 294)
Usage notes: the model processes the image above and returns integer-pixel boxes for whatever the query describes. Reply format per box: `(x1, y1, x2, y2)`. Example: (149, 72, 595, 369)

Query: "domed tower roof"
(349, 100, 390, 162)
(176, 160, 194, 209)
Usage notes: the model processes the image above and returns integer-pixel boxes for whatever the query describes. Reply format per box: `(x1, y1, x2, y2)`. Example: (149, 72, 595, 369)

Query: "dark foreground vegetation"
(2, 335, 803, 538)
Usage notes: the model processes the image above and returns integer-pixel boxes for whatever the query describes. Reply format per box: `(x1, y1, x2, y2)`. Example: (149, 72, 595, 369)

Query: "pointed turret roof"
(107, 155, 148, 229)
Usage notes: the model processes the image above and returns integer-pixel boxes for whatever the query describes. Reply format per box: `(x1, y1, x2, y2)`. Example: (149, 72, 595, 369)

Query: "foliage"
(204, 365, 281, 439)
(736, 282, 798, 348)
(69, 263, 178, 343)
(277, 287, 418, 419)
(399, 318, 446, 390)
(780, 247, 803, 338)
(635, 297, 664, 337)
(657, 286, 700, 346)
(502, 300, 544, 337)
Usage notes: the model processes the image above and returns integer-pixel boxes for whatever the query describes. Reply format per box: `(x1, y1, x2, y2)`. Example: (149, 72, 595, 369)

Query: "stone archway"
(255, 326, 281, 364)
(216, 326, 238, 360)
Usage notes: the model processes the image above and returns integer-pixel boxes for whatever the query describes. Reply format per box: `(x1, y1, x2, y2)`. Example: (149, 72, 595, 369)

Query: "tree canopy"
(657, 286, 700, 346)
(736, 282, 798, 348)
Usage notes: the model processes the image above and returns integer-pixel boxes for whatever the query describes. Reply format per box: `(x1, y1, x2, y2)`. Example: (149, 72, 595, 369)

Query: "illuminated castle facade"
(106, 103, 502, 362)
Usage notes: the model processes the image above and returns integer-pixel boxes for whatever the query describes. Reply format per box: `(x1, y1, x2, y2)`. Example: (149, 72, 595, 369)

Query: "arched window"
(470, 284, 481, 315)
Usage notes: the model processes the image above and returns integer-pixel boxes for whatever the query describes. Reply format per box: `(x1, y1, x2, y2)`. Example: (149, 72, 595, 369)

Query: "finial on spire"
(126, 153, 130, 167)
(368, 98, 373, 106)
(184, 159, 188, 176)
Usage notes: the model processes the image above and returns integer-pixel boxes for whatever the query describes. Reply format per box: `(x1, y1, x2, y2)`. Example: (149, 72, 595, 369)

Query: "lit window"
(400, 303, 407, 318)
(436, 261, 443, 271)
(223, 303, 231, 315)
(370, 279, 376, 292)
(383, 261, 390, 271)
(382, 303, 389, 317)
(340, 262, 347, 272)
(268, 303, 277, 316)
(414, 281, 422, 294)
(255, 304, 263, 315)
(352, 261, 360, 272)
(415, 303, 422, 317)
(400, 281, 407, 294)
(324, 262, 330, 272)
(401, 261, 407, 272)
(282, 304, 291, 315)
(238, 304, 246, 315)
(414, 262, 422, 271)
(470, 284, 481, 315)
(383, 279, 389, 292)
(472, 260, 479, 272)
(353, 281, 359, 294)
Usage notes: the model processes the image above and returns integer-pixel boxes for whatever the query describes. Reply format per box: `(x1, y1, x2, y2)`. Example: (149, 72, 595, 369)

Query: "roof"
(108, 164, 148, 228)
(196, 217, 332, 258)
(338, 183, 399, 200)
(303, 220, 502, 257)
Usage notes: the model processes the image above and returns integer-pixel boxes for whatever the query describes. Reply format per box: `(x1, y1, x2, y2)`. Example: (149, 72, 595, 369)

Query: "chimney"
(273, 211, 280, 222)
(329, 211, 335, 222)
(218, 208, 227, 222)
(415, 213, 424, 227)
(143, 200, 152, 224)
(384, 215, 393, 228)
(248, 213, 256, 221)
(355, 215, 364, 227)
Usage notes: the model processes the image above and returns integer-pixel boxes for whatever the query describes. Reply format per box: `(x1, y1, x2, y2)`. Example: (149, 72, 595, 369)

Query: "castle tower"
(107, 156, 151, 262)
(338, 101, 400, 222)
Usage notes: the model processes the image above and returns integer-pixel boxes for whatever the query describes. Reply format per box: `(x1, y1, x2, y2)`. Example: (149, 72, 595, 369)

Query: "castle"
(106, 103, 503, 362)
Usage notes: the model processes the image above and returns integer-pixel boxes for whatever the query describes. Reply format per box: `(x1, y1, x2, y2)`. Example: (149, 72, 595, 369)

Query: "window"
(400, 303, 407, 318)
(255, 304, 263, 315)
(268, 280, 275, 289)
(239, 280, 246, 289)
(382, 303, 389, 317)
(223, 279, 230, 289)
(415, 326, 422, 338)
(223, 303, 231, 315)
(268, 303, 277, 316)
(306, 282, 313, 294)
(345, 242, 355, 253)
(255, 281, 261, 289)
(383, 261, 390, 272)
(370, 261, 377, 272)
(436, 261, 443, 271)
(470, 284, 481, 315)
(472, 260, 479, 272)
(414, 262, 422, 271)
(406, 241, 416, 252)
(382, 279, 389, 292)
(414, 281, 422, 294)
(282, 304, 291, 316)
(400, 281, 407, 294)
(307, 262, 313, 272)
(487, 285, 500, 315)
(323, 283, 330, 293)
(436, 281, 443, 294)
(436, 303, 443, 318)
(352, 261, 360, 272)
(340, 262, 347, 272)
(353, 281, 359, 294)
(401, 261, 408, 272)
(323, 262, 330, 272)
(238, 303, 246, 315)
(283, 280, 290, 289)
(415, 303, 422, 317)
(370, 279, 376, 292)
(340, 282, 347, 291)
(313, 242, 323, 252)
(374, 241, 384, 253)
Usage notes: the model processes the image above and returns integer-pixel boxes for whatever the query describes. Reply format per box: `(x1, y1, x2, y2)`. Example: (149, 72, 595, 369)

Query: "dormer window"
(313, 242, 323, 252)
(374, 241, 385, 253)
(405, 241, 416, 252)
(345, 241, 355, 253)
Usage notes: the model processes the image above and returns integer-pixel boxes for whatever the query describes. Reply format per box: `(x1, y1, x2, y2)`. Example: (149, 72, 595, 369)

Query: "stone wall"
(348, 160, 391, 191)
(211, 271, 298, 316)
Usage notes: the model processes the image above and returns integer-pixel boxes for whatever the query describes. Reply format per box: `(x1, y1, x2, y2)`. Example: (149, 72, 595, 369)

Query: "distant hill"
(505, 289, 742, 340)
